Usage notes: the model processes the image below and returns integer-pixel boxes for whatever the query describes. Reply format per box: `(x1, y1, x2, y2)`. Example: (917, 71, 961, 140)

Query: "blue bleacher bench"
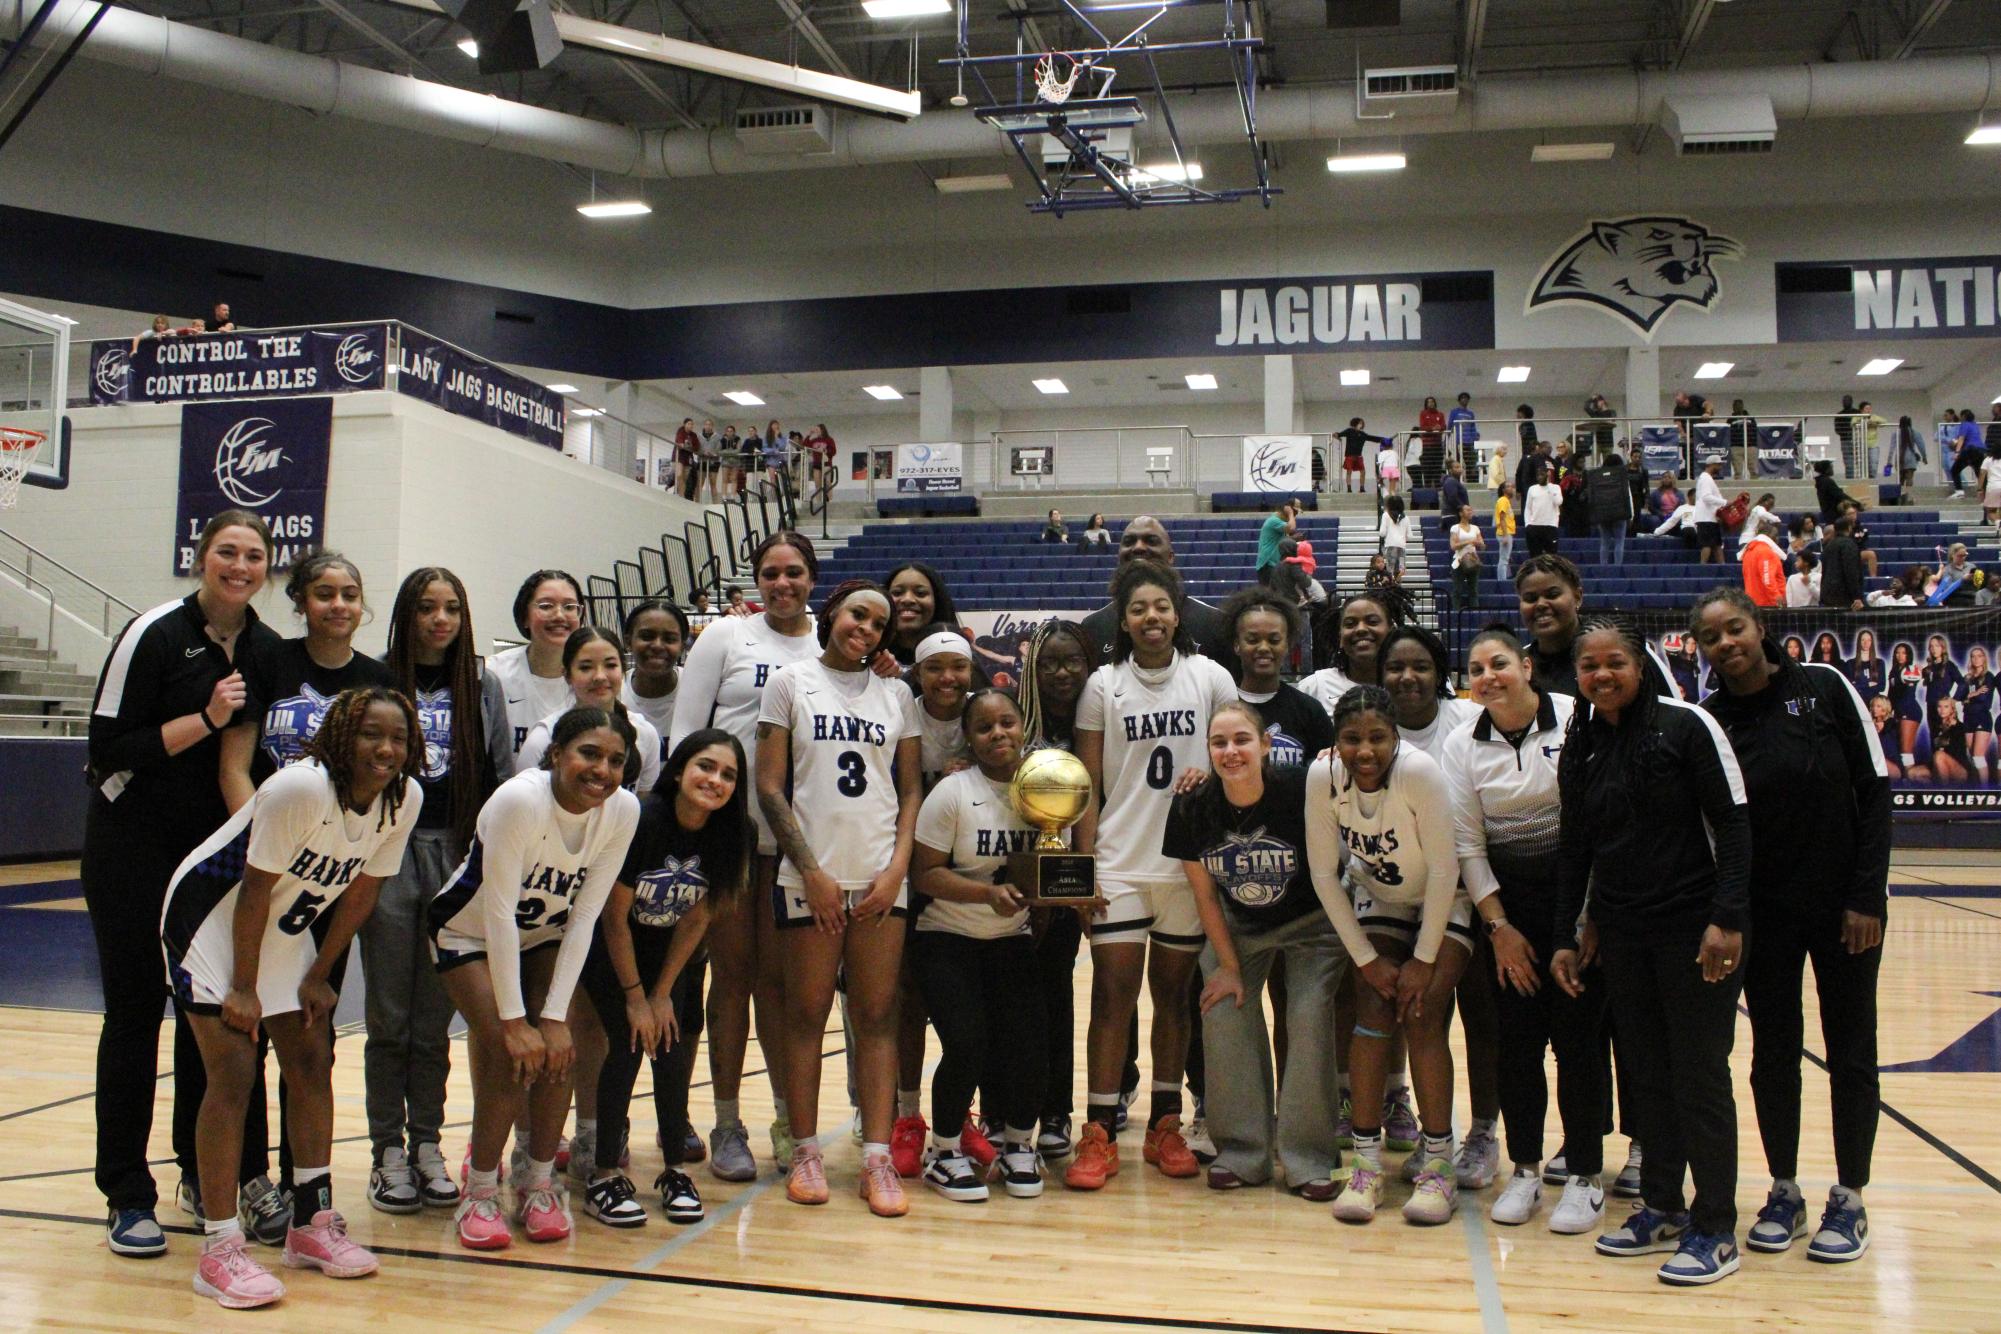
(1212, 491, 1317, 513)
(877, 494, 980, 518)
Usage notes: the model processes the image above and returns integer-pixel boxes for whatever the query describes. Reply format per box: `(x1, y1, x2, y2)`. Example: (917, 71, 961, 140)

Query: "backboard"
(0, 296, 72, 491)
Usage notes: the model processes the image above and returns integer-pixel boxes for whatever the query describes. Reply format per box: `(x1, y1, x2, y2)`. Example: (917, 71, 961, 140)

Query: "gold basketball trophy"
(1007, 748, 1097, 903)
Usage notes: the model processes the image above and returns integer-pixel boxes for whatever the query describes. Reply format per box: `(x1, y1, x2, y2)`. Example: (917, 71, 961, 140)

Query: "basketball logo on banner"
(93, 345, 130, 401)
(1241, 435, 1312, 492)
(333, 332, 381, 386)
(175, 396, 331, 574)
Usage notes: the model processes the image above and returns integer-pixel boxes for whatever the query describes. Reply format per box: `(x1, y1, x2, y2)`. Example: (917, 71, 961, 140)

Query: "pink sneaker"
(194, 1234, 286, 1309)
(283, 1211, 379, 1278)
(461, 1146, 506, 1187)
(454, 1187, 512, 1251)
(516, 1183, 572, 1243)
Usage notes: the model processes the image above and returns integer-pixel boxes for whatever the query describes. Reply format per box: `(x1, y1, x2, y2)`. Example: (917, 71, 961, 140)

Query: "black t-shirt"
(1162, 765, 1319, 934)
(408, 661, 461, 830)
(616, 793, 740, 935)
(1241, 684, 1335, 769)
(242, 638, 392, 785)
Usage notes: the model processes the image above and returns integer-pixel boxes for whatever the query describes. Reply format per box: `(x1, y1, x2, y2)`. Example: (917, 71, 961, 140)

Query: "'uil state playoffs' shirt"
(1162, 765, 1319, 934)
(1240, 683, 1336, 769)
(241, 639, 392, 785)
(617, 793, 736, 932)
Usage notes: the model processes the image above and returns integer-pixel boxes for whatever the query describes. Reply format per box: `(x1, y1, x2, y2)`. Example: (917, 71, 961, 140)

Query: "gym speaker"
(438, 0, 563, 73)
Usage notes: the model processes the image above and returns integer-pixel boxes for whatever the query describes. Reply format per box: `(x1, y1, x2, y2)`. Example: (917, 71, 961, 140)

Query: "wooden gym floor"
(1, 856, 1998, 1332)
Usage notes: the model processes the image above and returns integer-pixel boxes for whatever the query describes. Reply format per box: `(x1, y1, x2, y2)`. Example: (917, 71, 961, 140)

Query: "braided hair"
(1332, 683, 1399, 735)
(1689, 585, 1840, 785)
(1019, 619, 1096, 751)
(386, 566, 489, 853)
(299, 686, 422, 832)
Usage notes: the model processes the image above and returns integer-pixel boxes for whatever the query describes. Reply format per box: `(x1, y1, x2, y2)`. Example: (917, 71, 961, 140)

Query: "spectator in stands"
(1514, 437, 1551, 502)
(179, 317, 208, 336)
(1376, 438, 1403, 500)
(209, 302, 237, 333)
(1449, 504, 1484, 612)
(1856, 402, 1887, 478)
(1584, 394, 1616, 454)
(1812, 460, 1862, 525)
(130, 314, 173, 353)
(1078, 517, 1232, 665)
(1734, 493, 1780, 552)
(1947, 409, 1985, 499)
(1819, 516, 1866, 610)
(1638, 473, 1681, 535)
(1337, 418, 1389, 494)
(1492, 482, 1517, 578)
(1692, 457, 1727, 565)
(1787, 514, 1822, 564)
(1741, 519, 1787, 608)
(1417, 397, 1446, 467)
(1836, 501, 1881, 578)
(1449, 393, 1480, 474)
(1893, 417, 1927, 496)
(1831, 394, 1858, 474)
(1865, 566, 1927, 609)
(699, 424, 724, 502)
(1377, 496, 1412, 581)
(1586, 447, 1634, 567)
(1523, 462, 1562, 559)
(1785, 552, 1820, 608)
(1440, 461, 1470, 518)
(1625, 444, 1650, 525)
(1515, 405, 1540, 482)
(671, 419, 698, 497)
(688, 588, 713, 619)
(1672, 390, 1699, 440)
(1080, 513, 1112, 548)
(725, 586, 752, 617)
(1041, 509, 1069, 544)
(1980, 445, 2001, 525)
(1728, 400, 1757, 475)
(1932, 544, 1977, 606)
(1257, 501, 1297, 584)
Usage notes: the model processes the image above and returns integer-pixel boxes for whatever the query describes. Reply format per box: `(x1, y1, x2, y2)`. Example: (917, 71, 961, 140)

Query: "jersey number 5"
(836, 750, 868, 797)
(276, 891, 328, 936)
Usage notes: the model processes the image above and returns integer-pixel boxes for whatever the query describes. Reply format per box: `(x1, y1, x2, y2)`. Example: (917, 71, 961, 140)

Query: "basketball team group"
(81, 506, 1888, 1309)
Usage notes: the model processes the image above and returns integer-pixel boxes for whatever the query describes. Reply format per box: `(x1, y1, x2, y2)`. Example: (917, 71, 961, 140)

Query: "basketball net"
(1033, 53, 1088, 106)
(0, 427, 44, 509)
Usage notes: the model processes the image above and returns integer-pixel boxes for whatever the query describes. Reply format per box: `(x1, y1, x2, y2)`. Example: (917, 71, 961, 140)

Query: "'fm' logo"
(333, 333, 380, 385)
(94, 347, 130, 398)
(213, 417, 287, 507)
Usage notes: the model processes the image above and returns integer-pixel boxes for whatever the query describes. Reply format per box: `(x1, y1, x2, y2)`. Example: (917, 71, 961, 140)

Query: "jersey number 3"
(836, 750, 868, 797)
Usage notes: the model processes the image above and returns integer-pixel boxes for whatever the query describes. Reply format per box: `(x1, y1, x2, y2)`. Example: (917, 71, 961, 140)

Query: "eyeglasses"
(534, 600, 583, 616)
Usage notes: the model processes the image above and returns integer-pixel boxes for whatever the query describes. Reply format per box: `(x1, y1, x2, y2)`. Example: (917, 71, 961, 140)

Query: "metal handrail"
(0, 526, 140, 644)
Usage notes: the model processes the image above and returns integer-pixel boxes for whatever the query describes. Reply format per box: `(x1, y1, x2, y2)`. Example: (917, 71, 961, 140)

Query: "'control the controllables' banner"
(91, 325, 387, 407)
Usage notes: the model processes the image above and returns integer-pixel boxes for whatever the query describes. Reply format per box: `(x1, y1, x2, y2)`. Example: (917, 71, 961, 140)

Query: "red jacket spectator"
(1416, 401, 1445, 446)
(1741, 533, 1786, 607)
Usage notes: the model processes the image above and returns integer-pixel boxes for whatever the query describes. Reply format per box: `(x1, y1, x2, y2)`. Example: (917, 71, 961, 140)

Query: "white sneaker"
(412, 1143, 461, 1208)
(921, 1148, 988, 1203)
(1950, 490, 1966, 500)
(1490, 1165, 1543, 1225)
(1454, 1123, 1500, 1190)
(1549, 1174, 1606, 1234)
(367, 1145, 421, 1214)
(1183, 1116, 1217, 1164)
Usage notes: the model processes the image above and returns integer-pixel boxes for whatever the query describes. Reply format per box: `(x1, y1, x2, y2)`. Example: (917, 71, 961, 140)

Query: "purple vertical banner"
(173, 397, 332, 575)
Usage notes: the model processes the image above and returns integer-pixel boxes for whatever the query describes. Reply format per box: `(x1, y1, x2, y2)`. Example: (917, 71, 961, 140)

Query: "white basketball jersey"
(490, 645, 573, 770)
(670, 615, 818, 849)
(1314, 746, 1448, 910)
(912, 768, 1038, 940)
(1078, 652, 1237, 885)
(917, 702, 971, 789)
(759, 659, 920, 890)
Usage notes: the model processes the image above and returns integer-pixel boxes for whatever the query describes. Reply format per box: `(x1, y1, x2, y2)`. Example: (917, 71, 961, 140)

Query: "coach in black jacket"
(1693, 590, 1887, 1263)
(1819, 516, 1866, 610)
(1551, 617, 1752, 1281)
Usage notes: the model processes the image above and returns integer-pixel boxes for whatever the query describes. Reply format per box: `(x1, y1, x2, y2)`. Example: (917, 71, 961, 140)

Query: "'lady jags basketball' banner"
(174, 397, 332, 576)
(1634, 605, 2001, 816)
(90, 325, 388, 406)
(394, 329, 565, 450)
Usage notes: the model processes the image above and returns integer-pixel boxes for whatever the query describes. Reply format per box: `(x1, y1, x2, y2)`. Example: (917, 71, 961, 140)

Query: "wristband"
(1484, 915, 1510, 937)
(202, 709, 224, 733)
(622, 981, 644, 994)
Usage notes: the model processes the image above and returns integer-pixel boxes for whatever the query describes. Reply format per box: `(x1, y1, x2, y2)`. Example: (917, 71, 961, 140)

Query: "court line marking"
(0, 1206, 1366, 1333)
(1456, 1182, 1510, 1334)
(1917, 894, 2001, 921)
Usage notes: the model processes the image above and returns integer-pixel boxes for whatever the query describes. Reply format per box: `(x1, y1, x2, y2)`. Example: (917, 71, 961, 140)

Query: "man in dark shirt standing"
(1080, 516, 1234, 669)
(1439, 461, 1470, 519)
(1819, 515, 1865, 610)
(210, 303, 237, 333)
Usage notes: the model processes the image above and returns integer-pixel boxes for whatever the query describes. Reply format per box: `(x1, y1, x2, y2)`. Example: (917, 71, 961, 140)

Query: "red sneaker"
(960, 1119, 998, 1172)
(1143, 1115, 1200, 1179)
(890, 1115, 928, 1179)
(1063, 1122, 1119, 1191)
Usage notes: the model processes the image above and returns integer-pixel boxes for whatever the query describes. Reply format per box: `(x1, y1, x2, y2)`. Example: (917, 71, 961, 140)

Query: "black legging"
(581, 931, 707, 1173)
(1743, 906, 1880, 1189)
(1034, 910, 1083, 1122)
(914, 930, 1044, 1137)
(1493, 888, 1607, 1175)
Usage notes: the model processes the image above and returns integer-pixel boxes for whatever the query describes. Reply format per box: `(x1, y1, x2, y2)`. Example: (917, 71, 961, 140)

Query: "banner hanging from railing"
(894, 442, 963, 493)
(393, 328, 566, 450)
(1241, 435, 1314, 492)
(174, 396, 331, 576)
(1756, 424, 1802, 478)
(91, 325, 387, 407)
(1639, 426, 1684, 478)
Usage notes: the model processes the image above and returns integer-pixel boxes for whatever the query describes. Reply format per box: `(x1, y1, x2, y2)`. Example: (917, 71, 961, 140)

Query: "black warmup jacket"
(1553, 691, 1753, 952)
(1701, 643, 1891, 921)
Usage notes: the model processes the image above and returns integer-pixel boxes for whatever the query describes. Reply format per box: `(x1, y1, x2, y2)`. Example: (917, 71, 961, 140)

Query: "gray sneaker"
(237, 1175, 291, 1247)
(566, 1127, 597, 1186)
(709, 1122, 757, 1182)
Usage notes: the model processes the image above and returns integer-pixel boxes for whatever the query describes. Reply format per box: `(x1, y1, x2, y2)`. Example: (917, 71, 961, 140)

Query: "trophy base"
(1008, 849, 1097, 904)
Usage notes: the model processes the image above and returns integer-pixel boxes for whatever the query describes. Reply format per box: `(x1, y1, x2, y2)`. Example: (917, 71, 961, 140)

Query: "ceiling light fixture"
(571, 407, 603, 418)
(1496, 366, 1531, 383)
(1135, 161, 1202, 183)
(545, 383, 579, 394)
(1032, 378, 1069, 395)
(1530, 142, 1615, 163)
(577, 200, 652, 218)
(1966, 124, 2001, 146)
(1693, 362, 1734, 379)
(723, 390, 765, 405)
(456, 38, 479, 57)
(1327, 152, 1405, 173)
(1184, 373, 1218, 390)
(1339, 368, 1370, 386)
(861, 0, 950, 16)
(862, 385, 904, 400)
(933, 173, 1012, 193)
(1857, 358, 1903, 376)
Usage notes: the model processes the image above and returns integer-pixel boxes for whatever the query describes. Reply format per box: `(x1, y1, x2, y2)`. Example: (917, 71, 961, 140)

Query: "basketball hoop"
(0, 426, 45, 509)
(1033, 52, 1088, 106)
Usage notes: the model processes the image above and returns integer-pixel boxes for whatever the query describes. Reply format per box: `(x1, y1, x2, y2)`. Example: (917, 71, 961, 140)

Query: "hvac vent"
(1662, 95, 1775, 156)
(733, 104, 833, 154)
(1360, 65, 1458, 116)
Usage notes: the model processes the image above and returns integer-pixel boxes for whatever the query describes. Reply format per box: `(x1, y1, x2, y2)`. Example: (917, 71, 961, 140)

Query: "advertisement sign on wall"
(894, 442, 964, 493)
(174, 397, 331, 575)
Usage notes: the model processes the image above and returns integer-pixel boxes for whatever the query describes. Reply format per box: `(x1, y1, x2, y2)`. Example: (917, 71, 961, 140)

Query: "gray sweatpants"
(1199, 910, 1347, 1187)
(362, 826, 458, 1154)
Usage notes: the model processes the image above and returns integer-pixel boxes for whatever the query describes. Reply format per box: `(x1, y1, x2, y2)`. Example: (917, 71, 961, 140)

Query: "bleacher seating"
(1418, 508, 1999, 615)
(1211, 491, 1317, 513)
(877, 494, 981, 518)
(816, 514, 1341, 612)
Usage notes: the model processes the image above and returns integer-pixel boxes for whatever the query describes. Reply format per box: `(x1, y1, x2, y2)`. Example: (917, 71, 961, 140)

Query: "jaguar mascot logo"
(1527, 216, 1742, 337)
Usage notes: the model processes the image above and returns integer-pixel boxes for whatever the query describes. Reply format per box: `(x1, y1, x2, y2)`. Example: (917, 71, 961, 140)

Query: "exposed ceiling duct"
(13, 0, 2001, 182)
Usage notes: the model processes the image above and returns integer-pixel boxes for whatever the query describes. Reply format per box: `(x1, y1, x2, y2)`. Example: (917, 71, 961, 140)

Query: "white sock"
(1352, 1129, 1385, 1169)
(714, 1098, 740, 1129)
(525, 1156, 555, 1189)
(1422, 1132, 1453, 1163)
(861, 1140, 889, 1162)
(772, 1096, 790, 1123)
(203, 1217, 243, 1246)
(1003, 1125, 1035, 1150)
(1901, 752, 1916, 766)
(467, 1167, 499, 1194)
(897, 1089, 921, 1119)
(575, 1118, 597, 1140)
(1384, 1070, 1408, 1095)
(928, 1131, 959, 1155)
(293, 1165, 329, 1187)
(1774, 1176, 1800, 1196)
(1469, 1116, 1496, 1135)
(1832, 1183, 1863, 1207)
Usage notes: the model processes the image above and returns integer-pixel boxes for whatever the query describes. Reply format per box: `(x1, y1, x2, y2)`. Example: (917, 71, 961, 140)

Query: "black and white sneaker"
(656, 1169, 704, 1224)
(582, 1173, 648, 1228)
(237, 1175, 291, 1247)
(998, 1148, 1044, 1199)
(1037, 1116, 1073, 1160)
(368, 1145, 422, 1215)
(922, 1149, 989, 1202)
(412, 1142, 461, 1208)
